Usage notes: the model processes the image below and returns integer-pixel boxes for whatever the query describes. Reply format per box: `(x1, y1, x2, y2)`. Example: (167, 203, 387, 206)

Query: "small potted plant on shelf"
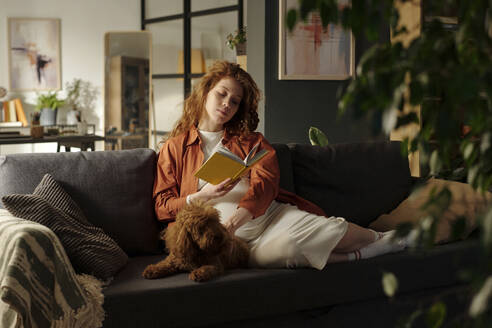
(30, 111, 43, 138)
(35, 91, 65, 126)
(226, 26, 247, 55)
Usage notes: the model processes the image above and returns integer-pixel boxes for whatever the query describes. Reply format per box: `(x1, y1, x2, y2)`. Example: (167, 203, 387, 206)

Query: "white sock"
(347, 230, 406, 261)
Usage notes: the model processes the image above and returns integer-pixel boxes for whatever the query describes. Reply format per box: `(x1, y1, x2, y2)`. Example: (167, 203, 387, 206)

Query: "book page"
(244, 143, 260, 164)
(245, 148, 269, 166)
(216, 145, 243, 163)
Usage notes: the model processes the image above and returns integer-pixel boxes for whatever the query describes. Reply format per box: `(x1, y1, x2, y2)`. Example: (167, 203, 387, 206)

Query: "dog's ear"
(173, 224, 198, 260)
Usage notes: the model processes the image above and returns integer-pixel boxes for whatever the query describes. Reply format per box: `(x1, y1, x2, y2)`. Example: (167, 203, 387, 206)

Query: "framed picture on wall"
(278, 0, 355, 80)
(8, 18, 61, 91)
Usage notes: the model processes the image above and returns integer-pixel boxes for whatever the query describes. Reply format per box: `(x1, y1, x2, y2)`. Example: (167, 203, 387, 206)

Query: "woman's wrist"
(225, 207, 253, 234)
(188, 190, 210, 203)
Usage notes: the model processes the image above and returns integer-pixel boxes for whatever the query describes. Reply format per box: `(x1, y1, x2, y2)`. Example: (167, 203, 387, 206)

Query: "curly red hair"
(163, 61, 260, 142)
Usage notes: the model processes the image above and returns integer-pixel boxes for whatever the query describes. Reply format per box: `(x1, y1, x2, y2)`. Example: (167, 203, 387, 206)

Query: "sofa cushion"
(271, 143, 295, 193)
(0, 149, 160, 255)
(2, 174, 128, 280)
(370, 178, 492, 243)
(102, 240, 479, 328)
(289, 141, 412, 227)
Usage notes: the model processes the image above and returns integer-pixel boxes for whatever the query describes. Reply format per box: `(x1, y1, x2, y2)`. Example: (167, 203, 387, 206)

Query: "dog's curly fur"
(142, 201, 249, 282)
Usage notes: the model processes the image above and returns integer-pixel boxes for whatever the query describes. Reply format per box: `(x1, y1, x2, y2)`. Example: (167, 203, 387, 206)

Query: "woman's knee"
(249, 235, 303, 268)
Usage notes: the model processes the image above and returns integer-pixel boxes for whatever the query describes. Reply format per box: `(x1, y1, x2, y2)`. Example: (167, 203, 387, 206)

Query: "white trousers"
(209, 179, 348, 270)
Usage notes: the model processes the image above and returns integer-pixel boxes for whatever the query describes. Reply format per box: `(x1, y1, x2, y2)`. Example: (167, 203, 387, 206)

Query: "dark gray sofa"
(0, 141, 479, 327)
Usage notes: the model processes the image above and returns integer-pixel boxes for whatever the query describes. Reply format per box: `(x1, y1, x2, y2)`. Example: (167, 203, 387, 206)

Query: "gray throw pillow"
(1, 174, 128, 280)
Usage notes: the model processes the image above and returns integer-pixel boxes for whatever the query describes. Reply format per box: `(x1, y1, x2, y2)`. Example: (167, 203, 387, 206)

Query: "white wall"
(0, 0, 140, 154)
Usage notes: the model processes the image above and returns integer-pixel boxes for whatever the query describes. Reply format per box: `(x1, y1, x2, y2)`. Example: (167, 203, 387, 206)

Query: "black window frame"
(141, 0, 243, 98)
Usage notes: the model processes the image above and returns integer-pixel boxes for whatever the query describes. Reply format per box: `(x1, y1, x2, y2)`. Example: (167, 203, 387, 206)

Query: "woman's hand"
(188, 178, 240, 203)
(223, 207, 253, 235)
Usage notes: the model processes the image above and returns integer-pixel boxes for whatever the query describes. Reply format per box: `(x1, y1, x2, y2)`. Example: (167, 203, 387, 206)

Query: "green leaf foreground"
(309, 126, 329, 146)
(292, 0, 492, 325)
(426, 302, 446, 328)
(382, 271, 398, 298)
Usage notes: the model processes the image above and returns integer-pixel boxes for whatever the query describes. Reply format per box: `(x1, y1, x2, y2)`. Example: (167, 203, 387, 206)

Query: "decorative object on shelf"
(178, 49, 205, 74)
(8, 18, 61, 91)
(64, 78, 98, 125)
(77, 121, 88, 135)
(1, 98, 28, 127)
(226, 26, 247, 55)
(35, 91, 65, 126)
(279, 0, 355, 80)
(0, 87, 6, 99)
(30, 110, 43, 138)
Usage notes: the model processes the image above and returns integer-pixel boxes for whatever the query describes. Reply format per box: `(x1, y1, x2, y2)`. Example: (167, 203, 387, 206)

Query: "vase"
(235, 42, 247, 56)
(77, 121, 88, 135)
(66, 109, 80, 125)
(39, 108, 58, 126)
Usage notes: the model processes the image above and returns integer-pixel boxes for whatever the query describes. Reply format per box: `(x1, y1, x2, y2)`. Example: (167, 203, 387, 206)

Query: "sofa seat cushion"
(290, 141, 412, 227)
(0, 149, 160, 255)
(102, 240, 479, 328)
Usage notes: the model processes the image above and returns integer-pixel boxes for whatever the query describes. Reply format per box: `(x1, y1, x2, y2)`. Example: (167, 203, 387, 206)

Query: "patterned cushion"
(1, 174, 128, 280)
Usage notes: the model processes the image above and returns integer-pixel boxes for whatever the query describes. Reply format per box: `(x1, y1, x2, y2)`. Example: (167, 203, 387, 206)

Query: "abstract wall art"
(8, 18, 61, 91)
(278, 0, 355, 80)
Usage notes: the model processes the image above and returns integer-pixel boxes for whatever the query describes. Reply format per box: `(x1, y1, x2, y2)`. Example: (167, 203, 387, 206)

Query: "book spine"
(14, 98, 28, 126)
(231, 166, 248, 181)
(0, 102, 3, 122)
(3, 102, 10, 122)
(8, 101, 17, 122)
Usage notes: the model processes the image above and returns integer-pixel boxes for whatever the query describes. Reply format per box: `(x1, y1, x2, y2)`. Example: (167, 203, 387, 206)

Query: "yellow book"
(194, 143, 269, 185)
(14, 99, 28, 127)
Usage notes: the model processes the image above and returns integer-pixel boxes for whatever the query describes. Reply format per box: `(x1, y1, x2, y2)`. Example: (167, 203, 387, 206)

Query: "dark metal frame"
(141, 0, 243, 97)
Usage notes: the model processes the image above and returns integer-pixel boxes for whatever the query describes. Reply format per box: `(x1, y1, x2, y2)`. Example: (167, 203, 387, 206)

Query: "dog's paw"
(189, 270, 210, 282)
(142, 264, 162, 279)
(189, 265, 219, 282)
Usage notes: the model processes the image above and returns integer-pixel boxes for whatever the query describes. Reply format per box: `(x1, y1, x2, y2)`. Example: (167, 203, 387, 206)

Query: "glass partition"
(191, 0, 237, 11)
(191, 11, 237, 70)
(146, 0, 182, 19)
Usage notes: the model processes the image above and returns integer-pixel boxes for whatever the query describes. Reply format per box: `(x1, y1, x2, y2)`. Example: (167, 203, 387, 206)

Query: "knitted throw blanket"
(0, 210, 105, 328)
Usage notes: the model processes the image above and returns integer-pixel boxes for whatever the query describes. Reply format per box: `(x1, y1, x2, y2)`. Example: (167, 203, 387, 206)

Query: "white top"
(198, 129, 223, 162)
(186, 130, 224, 204)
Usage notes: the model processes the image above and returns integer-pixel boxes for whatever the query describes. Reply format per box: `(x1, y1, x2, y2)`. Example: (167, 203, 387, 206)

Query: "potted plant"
(65, 78, 83, 125)
(64, 78, 98, 132)
(226, 26, 247, 55)
(288, 0, 492, 325)
(35, 91, 65, 126)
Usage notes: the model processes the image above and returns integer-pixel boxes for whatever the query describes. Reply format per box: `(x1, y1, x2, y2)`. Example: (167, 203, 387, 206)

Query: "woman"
(154, 61, 410, 269)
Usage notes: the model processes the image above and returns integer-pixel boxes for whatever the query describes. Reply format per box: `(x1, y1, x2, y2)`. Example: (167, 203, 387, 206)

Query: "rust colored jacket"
(153, 126, 325, 223)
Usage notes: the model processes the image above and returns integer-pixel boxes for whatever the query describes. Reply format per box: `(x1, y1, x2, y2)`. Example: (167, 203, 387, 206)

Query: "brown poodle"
(142, 201, 249, 282)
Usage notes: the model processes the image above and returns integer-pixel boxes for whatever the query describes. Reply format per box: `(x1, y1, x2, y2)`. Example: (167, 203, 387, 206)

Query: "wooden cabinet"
(105, 56, 149, 149)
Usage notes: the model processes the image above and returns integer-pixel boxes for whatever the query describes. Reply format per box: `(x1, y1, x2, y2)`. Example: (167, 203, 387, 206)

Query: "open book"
(194, 143, 269, 185)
